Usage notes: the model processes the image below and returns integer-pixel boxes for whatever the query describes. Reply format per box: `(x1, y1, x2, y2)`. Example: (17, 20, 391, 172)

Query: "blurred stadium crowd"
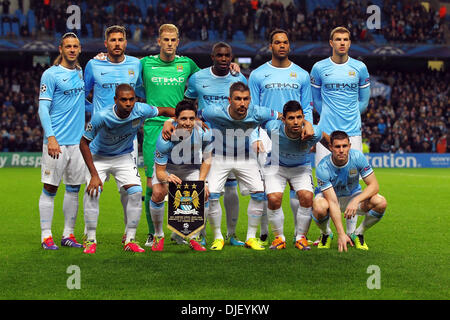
(0, 0, 447, 44)
(0, 0, 448, 154)
(0, 64, 447, 153)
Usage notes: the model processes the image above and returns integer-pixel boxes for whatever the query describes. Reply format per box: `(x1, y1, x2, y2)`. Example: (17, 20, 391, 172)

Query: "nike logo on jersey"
(62, 78, 68, 81)
(101, 72, 108, 75)
(325, 74, 331, 76)
(152, 66, 161, 69)
(202, 85, 209, 88)
(264, 74, 271, 78)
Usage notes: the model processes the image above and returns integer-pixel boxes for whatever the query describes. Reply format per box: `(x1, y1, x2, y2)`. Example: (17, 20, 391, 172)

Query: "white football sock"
(246, 198, 264, 240)
(267, 207, 284, 240)
(296, 205, 312, 236)
(346, 215, 358, 235)
(259, 200, 269, 237)
(62, 190, 79, 238)
(119, 187, 128, 234)
(83, 192, 100, 242)
(208, 199, 223, 240)
(224, 185, 239, 237)
(39, 189, 56, 242)
(289, 190, 299, 235)
(315, 214, 332, 235)
(150, 200, 165, 237)
(355, 210, 384, 235)
(125, 191, 142, 242)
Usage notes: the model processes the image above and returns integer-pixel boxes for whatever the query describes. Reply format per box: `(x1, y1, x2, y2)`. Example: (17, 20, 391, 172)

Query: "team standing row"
(37, 24, 387, 254)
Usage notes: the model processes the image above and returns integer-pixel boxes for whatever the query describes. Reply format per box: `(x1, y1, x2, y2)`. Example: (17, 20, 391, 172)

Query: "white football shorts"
(208, 157, 264, 195)
(41, 144, 86, 186)
(86, 153, 141, 188)
(264, 164, 314, 195)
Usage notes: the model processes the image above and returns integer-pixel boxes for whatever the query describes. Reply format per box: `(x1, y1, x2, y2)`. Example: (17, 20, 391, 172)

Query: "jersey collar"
(267, 61, 292, 70)
(113, 104, 132, 121)
(328, 56, 351, 66)
(209, 67, 230, 78)
(107, 55, 127, 65)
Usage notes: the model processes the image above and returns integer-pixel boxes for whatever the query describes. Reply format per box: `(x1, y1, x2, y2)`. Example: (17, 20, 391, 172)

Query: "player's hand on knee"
(344, 199, 359, 219)
(167, 174, 182, 185)
(338, 234, 353, 252)
(47, 136, 62, 159)
(252, 140, 265, 153)
(87, 175, 103, 197)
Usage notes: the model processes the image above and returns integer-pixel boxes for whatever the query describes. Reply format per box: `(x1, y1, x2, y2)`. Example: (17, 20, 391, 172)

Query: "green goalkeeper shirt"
(140, 54, 200, 123)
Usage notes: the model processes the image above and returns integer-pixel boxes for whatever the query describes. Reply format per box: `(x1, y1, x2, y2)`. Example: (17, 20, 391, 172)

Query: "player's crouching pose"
(252, 101, 330, 251)
(79, 84, 175, 254)
(150, 100, 212, 252)
(313, 131, 387, 251)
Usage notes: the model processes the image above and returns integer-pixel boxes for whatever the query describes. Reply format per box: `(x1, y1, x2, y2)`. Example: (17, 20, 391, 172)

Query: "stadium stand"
(0, 0, 446, 44)
(0, 0, 448, 153)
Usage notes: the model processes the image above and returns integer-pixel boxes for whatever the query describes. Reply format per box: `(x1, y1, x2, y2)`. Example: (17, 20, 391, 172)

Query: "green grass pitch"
(0, 167, 448, 300)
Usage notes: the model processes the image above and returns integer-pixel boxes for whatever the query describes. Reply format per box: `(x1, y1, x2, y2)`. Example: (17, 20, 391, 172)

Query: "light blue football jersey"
(38, 65, 85, 145)
(84, 55, 143, 115)
(310, 57, 370, 136)
(83, 102, 158, 157)
(200, 104, 277, 158)
(184, 67, 247, 111)
(248, 61, 313, 123)
(154, 125, 213, 170)
(258, 120, 322, 167)
(316, 149, 373, 197)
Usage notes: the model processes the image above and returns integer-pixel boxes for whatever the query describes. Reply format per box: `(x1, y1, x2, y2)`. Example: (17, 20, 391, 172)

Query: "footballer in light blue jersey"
(257, 120, 323, 167)
(201, 102, 278, 159)
(84, 55, 143, 115)
(312, 130, 387, 252)
(155, 125, 212, 170)
(185, 66, 247, 111)
(310, 56, 370, 136)
(83, 102, 158, 157)
(316, 148, 373, 197)
(38, 33, 86, 250)
(38, 64, 85, 145)
(249, 61, 313, 123)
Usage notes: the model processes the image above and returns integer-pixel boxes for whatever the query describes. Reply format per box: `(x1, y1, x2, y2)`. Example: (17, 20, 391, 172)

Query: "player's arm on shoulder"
(301, 119, 314, 140)
(319, 131, 331, 151)
(161, 118, 176, 140)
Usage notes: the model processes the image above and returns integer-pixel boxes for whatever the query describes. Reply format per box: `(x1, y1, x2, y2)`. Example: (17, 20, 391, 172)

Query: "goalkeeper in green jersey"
(140, 24, 200, 246)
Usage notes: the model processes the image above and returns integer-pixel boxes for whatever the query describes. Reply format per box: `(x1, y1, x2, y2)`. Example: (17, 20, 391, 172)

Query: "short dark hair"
(115, 83, 135, 97)
(175, 99, 197, 118)
(229, 81, 249, 97)
(105, 25, 126, 40)
(269, 28, 290, 43)
(211, 42, 232, 55)
(282, 100, 303, 118)
(330, 130, 350, 144)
